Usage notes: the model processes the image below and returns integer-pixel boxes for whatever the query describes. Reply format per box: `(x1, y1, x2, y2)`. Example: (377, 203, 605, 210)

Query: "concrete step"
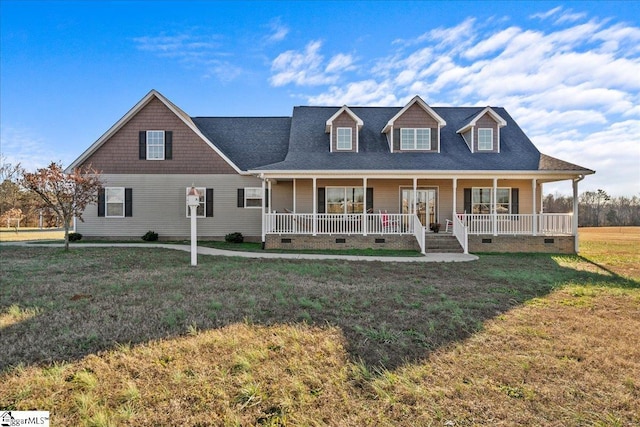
(424, 234, 463, 253)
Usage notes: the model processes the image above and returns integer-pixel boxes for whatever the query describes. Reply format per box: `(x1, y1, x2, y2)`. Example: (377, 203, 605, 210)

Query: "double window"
(472, 188, 510, 214)
(336, 127, 352, 150)
(400, 128, 430, 150)
(326, 187, 364, 214)
(478, 128, 493, 151)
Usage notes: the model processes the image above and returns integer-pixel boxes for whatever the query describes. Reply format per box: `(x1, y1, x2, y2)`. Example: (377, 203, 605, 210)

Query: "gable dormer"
(456, 107, 507, 153)
(381, 96, 446, 153)
(325, 106, 363, 153)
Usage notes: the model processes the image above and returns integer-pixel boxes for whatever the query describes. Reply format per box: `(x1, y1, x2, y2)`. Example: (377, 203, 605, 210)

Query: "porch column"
(362, 177, 368, 236)
(413, 177, 418, 222)
(261, 178, 266, 244)
(493, 178, 498, 236)
(573, 177, 581, 253)
(293, 179, 297, 213)
(532, 178, 537, 236)
(268, 179, 273, 213)
(452, 178, 457, 217)
(312, 177, 317, 236)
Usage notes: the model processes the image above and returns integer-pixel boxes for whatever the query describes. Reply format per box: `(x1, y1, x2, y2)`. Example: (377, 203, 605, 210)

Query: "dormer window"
(478, 128, 493, 151)
(336, 127, 353, 150)
(401, 128, 431, 150)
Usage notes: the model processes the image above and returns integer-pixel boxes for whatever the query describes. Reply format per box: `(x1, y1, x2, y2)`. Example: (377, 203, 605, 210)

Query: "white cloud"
(265, 19, 289, 43)
(270, 41, 355, 87)
(529, 7, 563, 21)
(0, 126, 68, 172)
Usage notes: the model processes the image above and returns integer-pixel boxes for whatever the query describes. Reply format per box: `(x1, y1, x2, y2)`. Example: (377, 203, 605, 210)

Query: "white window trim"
(146, 130, 165, 160)
(326, 186, 365, 215)
(105, 187, 125, 218)
(472, 187, 511, 214)
(400, 128, 431, 150)
(336, 127, 353, 150)
(478, 128, 493, 151)
(185, 187, 206, 218)
(244, 187, 263, 209)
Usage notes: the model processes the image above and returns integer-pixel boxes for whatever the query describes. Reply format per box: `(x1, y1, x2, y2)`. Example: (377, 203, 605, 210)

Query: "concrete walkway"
(2, 241, 478, 263)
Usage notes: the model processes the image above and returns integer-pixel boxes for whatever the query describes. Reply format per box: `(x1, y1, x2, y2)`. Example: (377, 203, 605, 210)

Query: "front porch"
(264, 212, 575, 254)
(258, 175, 583, 254)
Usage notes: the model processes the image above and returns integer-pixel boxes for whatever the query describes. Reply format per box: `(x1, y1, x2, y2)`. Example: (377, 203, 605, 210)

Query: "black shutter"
(366, 187, 374, 212)
(165, 131, 172, 160)
(124, 188, 133, 217)
(139, 131, 146, 160)
(206, 188, 214, 217)
(97, 188, 105, 217)
(265, 189, 269, 208)
(511, 188, 519, 214)
(317, 188, 325, 213)
(464, 188, 472, 214)
(237, 188, 245, 208)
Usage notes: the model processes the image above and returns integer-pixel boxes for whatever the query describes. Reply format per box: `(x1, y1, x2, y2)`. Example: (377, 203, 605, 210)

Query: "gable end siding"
(391, 103, 439, 152)
(473, 114, 500, 153)
(331, 111, 358, 152)
(80, 97, 237, 174)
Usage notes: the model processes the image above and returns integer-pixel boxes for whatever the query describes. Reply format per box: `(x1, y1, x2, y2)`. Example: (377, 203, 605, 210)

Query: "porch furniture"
(380, 210, 399, 233)
(444, 219, 453, 233)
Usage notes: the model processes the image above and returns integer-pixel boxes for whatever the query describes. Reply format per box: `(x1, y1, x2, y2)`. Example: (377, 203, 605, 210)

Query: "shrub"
(142, 231, 159, 242)
(225, 232, 244, 243)
(68, 232, 82, 242)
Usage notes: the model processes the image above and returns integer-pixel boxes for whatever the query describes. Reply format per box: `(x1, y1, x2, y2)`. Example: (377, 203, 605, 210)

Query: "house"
(67, 90, 594, 254)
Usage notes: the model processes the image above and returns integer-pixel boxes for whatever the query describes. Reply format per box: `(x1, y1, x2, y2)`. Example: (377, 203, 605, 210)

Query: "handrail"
(453, 214, 468, 254)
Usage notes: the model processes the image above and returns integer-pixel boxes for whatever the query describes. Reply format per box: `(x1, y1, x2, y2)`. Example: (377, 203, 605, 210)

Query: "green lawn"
(0, 228, 638, 426)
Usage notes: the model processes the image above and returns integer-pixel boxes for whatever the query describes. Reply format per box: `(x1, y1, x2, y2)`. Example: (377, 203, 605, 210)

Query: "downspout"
(573, 175, 585, 253)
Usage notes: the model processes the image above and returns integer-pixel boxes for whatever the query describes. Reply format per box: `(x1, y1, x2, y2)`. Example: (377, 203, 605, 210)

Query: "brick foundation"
(468, 235, 575, 254)
(265, 234, 420, 251)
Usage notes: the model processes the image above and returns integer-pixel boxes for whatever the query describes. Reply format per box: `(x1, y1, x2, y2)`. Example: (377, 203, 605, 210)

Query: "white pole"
(187, 186, 200, 266)
(190, 204, 197, 266)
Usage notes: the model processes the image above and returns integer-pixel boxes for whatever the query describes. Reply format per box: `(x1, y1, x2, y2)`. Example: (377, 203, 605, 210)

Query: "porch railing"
(265, 213, 418, 235)
(462, 213, 573, 235)
(452, 214, 469, 254)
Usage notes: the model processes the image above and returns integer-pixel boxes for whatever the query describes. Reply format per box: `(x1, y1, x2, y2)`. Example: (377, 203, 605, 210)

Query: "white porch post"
(493, 178, 498, 236)
(293, 179, 297, 213)
(532, 178, 537, 236)
(452, 178, 457, 217)
(261, 178, 266, 244)
(268, 179, 272, 213)
(413, 177, 418, 221)
(573, 177, 581, 253)
(363, 177, 368, 236)
(312, 177, 317, 236)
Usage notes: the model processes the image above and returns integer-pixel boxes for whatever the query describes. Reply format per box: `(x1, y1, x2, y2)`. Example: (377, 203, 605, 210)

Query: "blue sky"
(1, 0, 639, 196)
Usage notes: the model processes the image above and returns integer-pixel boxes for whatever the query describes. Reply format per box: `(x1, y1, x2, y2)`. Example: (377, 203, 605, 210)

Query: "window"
(146, 130, 165, 160)
(478, 128, 493, 151)
(244, 187, 263, 208)
(105, 187, 125, 217)
(472, 188, 510, 214)
(336, 127, 352, 150)
(185, 187, 206, 218)
(400, 128, 430, 150)
(326, 187, 364, 214)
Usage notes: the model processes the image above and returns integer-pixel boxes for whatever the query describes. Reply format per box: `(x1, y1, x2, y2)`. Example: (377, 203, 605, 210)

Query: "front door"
(401, 188, 437, 227)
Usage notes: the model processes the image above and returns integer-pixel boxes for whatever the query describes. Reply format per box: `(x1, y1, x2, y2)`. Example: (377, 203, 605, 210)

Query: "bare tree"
(21, 162, 103, 250)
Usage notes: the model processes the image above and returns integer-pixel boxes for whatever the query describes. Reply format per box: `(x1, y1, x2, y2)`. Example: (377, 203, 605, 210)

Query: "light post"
(187, 186, 200, 266)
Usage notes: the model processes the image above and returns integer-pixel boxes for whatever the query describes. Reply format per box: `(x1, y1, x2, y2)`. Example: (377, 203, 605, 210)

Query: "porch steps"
(425, 233, 463, 253)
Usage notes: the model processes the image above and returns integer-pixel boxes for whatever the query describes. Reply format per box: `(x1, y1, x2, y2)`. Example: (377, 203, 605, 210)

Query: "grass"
(0, 228, 64, 242)
(0, 227, 638, 425)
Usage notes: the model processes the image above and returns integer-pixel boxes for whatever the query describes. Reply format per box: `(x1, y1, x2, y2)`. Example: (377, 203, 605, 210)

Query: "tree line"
(544, 190, 640, 227)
